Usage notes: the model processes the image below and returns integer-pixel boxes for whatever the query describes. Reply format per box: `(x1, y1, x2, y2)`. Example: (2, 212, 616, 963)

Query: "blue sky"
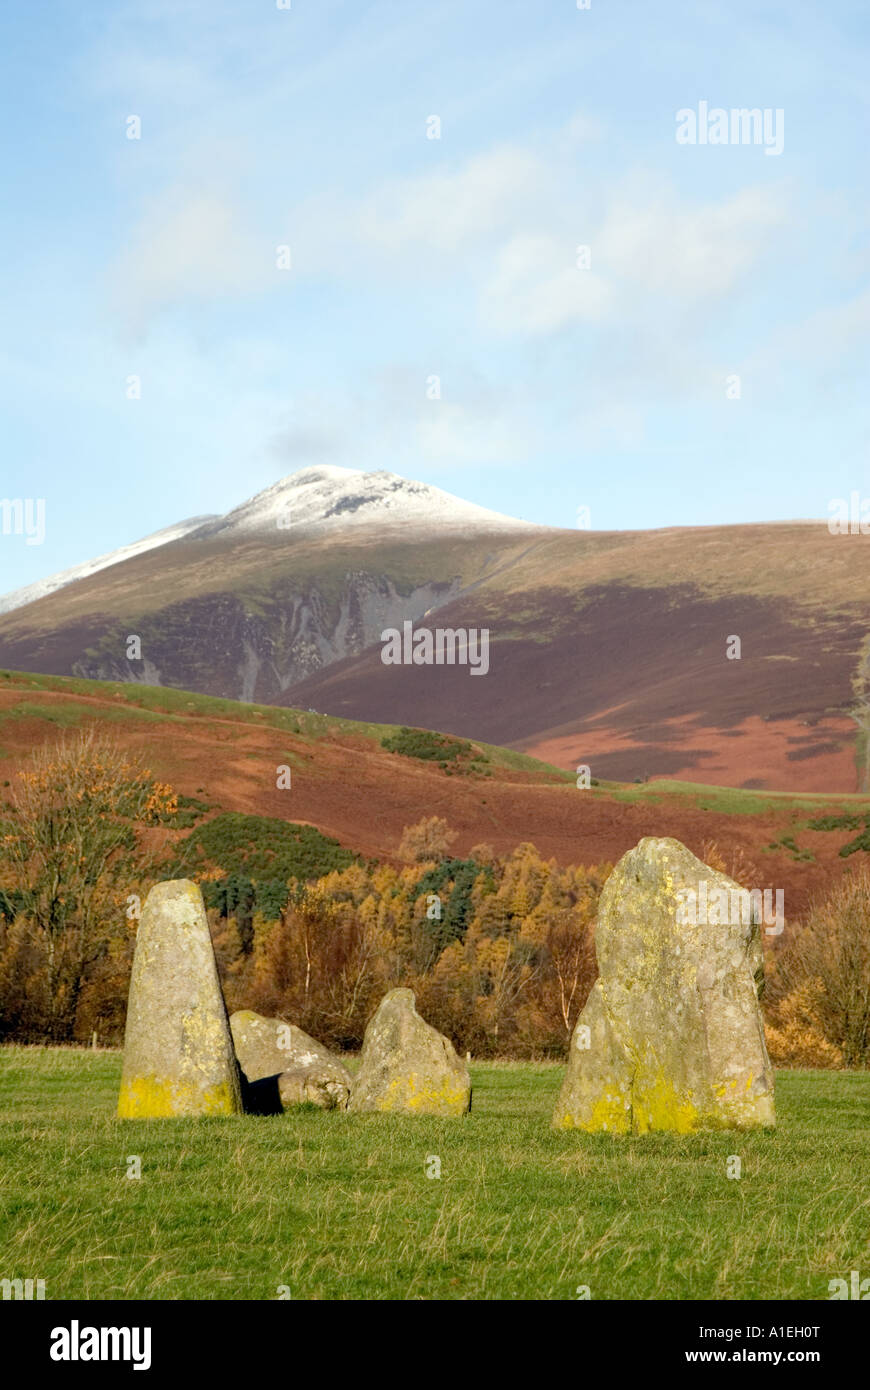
(1, 0, 869, 592)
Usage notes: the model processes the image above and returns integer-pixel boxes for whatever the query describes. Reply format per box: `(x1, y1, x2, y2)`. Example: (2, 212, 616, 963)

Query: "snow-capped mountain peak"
(0, 468, 541, 618)
(190, 466, 536, 539)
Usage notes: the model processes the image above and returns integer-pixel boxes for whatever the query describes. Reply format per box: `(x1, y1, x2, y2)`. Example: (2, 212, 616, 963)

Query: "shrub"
(768, 869, 870, 1067)
(172, 813, 356, 882)
(765, 983, 844, 1068)
(381, 726, 487, 771)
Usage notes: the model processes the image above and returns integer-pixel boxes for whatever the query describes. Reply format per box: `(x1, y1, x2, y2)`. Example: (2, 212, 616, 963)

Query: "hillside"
(1, 482, 868, 793)
(0, 670, 867, 918)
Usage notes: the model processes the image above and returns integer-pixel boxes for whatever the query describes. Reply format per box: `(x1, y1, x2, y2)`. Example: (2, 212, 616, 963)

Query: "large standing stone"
(553, 837, 775, 1134)
(118, 880, 242, 1118)
(229, 1010, 352, 1111)
(348, 988, 471, 1116)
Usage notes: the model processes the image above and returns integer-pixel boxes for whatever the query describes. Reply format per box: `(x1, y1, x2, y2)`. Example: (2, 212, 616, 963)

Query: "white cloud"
(108, 187, 271, 336)
(107, 104, 788, 352)
(356, 146, 546, 255)
(478, 233, 611, 336)
(416, 401, 529, 465)
(286, 139, 787, 339)
(599, 183, 787, 297)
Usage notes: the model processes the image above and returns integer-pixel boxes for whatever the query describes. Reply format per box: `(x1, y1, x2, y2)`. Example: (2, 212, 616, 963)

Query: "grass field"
(0, 1049, 867, 1301)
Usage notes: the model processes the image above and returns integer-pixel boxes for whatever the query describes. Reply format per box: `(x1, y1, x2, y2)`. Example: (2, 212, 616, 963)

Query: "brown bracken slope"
(0, 672, 867, 921)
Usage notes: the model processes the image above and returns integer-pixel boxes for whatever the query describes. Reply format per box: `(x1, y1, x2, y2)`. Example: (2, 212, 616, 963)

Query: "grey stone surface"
(553, 837, 775, 1134)
(348, 988, 471, 1116)
(118, 880, 242, 1117)
(229, 1009, 351, 1098)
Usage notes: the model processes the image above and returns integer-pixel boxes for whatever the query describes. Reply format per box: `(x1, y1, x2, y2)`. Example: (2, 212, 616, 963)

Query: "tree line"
(0, 731, 866, 1066)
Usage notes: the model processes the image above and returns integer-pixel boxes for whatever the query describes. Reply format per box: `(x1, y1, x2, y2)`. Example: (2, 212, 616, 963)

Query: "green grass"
(2, 700, 94, 727)
(602, 778, 870, 816)
(0, 1049, 866, 1301)
(0, 696, 172, 728)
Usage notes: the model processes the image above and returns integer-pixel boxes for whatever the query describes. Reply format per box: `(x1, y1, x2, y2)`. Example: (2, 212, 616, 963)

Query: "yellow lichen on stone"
(554, 1088, 631, 1134)
(552, 837, 775, 1135)
(631, 1071, 699, 1135)
(117, 1074, 238, 1118)
(376, 1072, 468, 1116)
(348, 988, 471, 1116)
(117, 879, 243, 1119)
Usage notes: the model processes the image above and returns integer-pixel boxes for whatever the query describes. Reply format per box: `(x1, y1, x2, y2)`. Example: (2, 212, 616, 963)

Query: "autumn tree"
(769, 868, 870, 1067)
(398, 815, 457, 864)
(538, 904, 598, 1042)
(0, 729, 177, 1040)
(249, 876, 396, 1048)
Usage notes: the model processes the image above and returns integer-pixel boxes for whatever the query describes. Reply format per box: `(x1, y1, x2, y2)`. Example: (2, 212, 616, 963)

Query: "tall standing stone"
(553, 837, 775, 1134)
(348, 988, 471, 1116)
(118, 880, 242, 1118)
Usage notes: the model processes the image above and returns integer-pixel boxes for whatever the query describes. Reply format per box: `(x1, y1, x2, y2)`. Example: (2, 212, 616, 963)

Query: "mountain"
(0, 468, 868, 793)
(0, 465, 547, 703)
(282, 523, 870, 794)
(0, 468, 534, 620)
(0, 515, 217, 617)
(187, 465, 537, 540)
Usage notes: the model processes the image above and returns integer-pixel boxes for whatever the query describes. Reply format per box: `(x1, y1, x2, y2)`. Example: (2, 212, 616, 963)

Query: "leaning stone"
(348, 988, 471, 1116)
(229, 1009, 351, 1093)
(277, 1066, 351, 1111)
(118, 880, 242, 1118)
(553, 837, 775, 1134)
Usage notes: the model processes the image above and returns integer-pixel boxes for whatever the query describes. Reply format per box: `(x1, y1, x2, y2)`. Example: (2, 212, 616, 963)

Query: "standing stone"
(348, 988, 471, 1116)
(229, 1010, 352, 1111)
(553, 837, 775, 1134)
(229, 1010, 347, 1083)
(118, 880, 242, 1118)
